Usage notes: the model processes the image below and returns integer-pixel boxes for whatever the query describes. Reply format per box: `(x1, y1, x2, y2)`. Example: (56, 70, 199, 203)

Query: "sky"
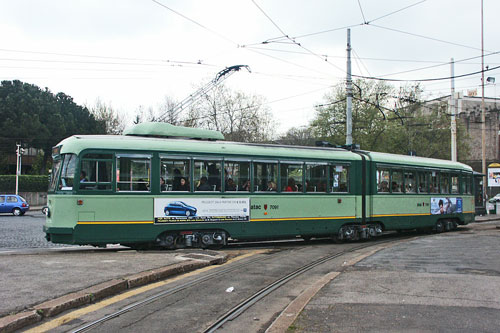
(1, 0, 499, 134)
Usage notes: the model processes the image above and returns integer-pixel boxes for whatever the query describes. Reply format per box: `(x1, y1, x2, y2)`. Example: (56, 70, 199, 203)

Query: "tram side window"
(331, 165, 349, 193)
(377, 169, 390, 193)
(194, 160, 221, 192)
(305, 164, 327, 192)
(225, 161, 250, 192)
(280, 162, 303, 192)
(465, 175, 472, 194)
(160, 158, 190, 192)
(451, 174, 459, 194)
(253, 161, 278, 192)
(391, 170, 403, 193)
(417, 171, 428, 193)
(404, 171, 416, 193)
(80, 154, 113, 190)
(116, 155, 151, 192)
(440, 173, 450, 194)
(430, 171, 439, 193)
(59, 154, 77, 190)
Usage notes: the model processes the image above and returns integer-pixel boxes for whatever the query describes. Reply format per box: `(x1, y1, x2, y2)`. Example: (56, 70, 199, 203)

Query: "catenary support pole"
(481, 0, 487, 201)
(450, 58, 457, 162)
(346, 29, 352, 145)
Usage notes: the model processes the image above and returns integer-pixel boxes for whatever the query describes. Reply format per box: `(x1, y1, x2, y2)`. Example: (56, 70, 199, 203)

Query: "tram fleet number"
(251, 204, 279, 210)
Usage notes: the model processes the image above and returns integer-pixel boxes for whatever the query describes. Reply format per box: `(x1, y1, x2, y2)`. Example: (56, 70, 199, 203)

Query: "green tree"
(310, 79, 394, 150)
(0, 80, 106, 174)
(309, 80, 470, 160)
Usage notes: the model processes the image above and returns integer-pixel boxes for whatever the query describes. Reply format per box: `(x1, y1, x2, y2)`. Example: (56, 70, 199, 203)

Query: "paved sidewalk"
(287, 219, 500, 332)
(0, 248, 227, 332)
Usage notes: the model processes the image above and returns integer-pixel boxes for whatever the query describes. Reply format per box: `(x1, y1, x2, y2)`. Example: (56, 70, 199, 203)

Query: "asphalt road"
(0, 211, 70, 250)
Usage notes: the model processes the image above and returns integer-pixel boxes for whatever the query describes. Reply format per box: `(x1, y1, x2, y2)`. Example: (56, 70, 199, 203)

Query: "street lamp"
(15, 144, 25, 195)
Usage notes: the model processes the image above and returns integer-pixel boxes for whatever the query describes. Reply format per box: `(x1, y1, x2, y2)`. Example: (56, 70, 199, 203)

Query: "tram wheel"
(435, 221, 444, 233)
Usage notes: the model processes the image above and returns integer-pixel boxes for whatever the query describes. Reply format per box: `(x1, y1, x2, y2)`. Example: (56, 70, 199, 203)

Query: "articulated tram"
(43, 122, 475, 249)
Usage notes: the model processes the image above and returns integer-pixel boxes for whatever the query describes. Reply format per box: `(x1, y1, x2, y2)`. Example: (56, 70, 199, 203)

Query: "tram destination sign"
(154, 198, 250, 223)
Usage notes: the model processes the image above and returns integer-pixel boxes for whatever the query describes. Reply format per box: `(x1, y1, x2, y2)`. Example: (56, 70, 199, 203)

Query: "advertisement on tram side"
(430, 197, 462, 215)
(154, 198, 250, 223)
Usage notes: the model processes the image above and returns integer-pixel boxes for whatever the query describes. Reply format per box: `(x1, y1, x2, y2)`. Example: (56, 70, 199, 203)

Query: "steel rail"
(72, 235, 410, 333)
(203, 238, 406, 332)
(70, 254, 273, 333)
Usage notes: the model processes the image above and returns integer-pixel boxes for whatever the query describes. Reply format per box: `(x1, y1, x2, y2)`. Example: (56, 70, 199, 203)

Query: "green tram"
(43, 123, 475, 249)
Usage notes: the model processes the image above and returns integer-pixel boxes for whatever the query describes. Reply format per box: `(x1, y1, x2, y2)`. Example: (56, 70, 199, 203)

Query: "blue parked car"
(164, 201, 197, 217)
(0, 194, 30, 216)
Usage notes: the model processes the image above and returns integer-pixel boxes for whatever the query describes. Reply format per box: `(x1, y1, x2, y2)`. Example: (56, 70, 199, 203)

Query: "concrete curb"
(0, 253, 227, 333)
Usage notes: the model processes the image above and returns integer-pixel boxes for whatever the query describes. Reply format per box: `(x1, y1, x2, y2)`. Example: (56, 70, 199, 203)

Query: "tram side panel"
(371, 194, 475, 231)
(246, 195, 358, 239)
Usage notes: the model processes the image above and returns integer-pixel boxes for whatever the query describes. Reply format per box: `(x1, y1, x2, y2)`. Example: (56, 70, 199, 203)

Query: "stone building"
(424, 95, 500, 172)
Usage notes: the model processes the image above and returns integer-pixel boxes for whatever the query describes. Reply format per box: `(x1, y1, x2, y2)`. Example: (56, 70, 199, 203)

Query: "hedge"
(0, 175, 49, 193)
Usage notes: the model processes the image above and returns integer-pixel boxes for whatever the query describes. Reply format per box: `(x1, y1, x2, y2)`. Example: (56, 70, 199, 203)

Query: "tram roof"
(56, 135, 360, 161)
(56, 135, 473, 171)
(366, 151, 472, 171)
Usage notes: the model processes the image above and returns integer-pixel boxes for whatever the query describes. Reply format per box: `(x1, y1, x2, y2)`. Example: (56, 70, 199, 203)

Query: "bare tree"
(89, 98, 125, 135)
(133, 96, 180, 125)
(184, 84, 274, 142)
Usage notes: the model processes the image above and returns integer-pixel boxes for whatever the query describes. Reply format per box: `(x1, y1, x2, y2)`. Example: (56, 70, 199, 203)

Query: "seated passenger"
(241, 180, 250, 191)
(178, 177, 189, 191)
(391, 182, 400, 192)
(197, 176, 212, 191)
(378, 181, 389, 192)
(226, 178, 237, 191)
(305, 180, 314, 192)
(80, 171, 88, 182)
(285, 178, 298, 192)
(137, 179, 149, 191)
(160, 177, 167, 191)
(266, 181, 277, 191)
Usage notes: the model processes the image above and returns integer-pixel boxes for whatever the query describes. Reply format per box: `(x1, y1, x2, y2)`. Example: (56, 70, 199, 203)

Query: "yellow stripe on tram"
(371, 213, 431, 217)
(251, 216, 356, 222)
(77, 221, 154, 225)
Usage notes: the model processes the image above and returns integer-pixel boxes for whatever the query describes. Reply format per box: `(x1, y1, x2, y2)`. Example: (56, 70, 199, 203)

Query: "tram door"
(474, 173, 486, 215)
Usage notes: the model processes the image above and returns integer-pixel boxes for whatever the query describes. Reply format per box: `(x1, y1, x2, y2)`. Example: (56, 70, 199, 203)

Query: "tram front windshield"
(48, 154, 77, 192)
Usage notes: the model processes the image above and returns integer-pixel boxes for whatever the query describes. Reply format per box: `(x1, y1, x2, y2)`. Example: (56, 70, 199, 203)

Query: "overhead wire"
(250, 0, 288, 38)
(369, 23, 485, 52)
(367, 0, 427, 24)
(288, 0, 427, 40)
(353, 64, 500, 82)
(357, 0, 368, 24)
(150, 0, 239, 47)
(250, 0, 346, 74)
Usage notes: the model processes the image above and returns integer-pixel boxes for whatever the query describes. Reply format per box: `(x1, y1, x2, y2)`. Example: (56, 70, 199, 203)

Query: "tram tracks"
(70, 253, 274, 333)
(69, 235, 411, 333)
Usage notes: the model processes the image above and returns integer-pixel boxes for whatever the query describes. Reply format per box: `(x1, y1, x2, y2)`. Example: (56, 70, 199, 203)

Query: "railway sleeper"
(156, 230, 227, 249)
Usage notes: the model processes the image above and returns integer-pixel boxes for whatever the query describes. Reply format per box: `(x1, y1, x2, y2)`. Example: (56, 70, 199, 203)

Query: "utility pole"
(450, 58, 457, 161)
(346, 28, 353, 145)
(481, 0, 487, 201)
